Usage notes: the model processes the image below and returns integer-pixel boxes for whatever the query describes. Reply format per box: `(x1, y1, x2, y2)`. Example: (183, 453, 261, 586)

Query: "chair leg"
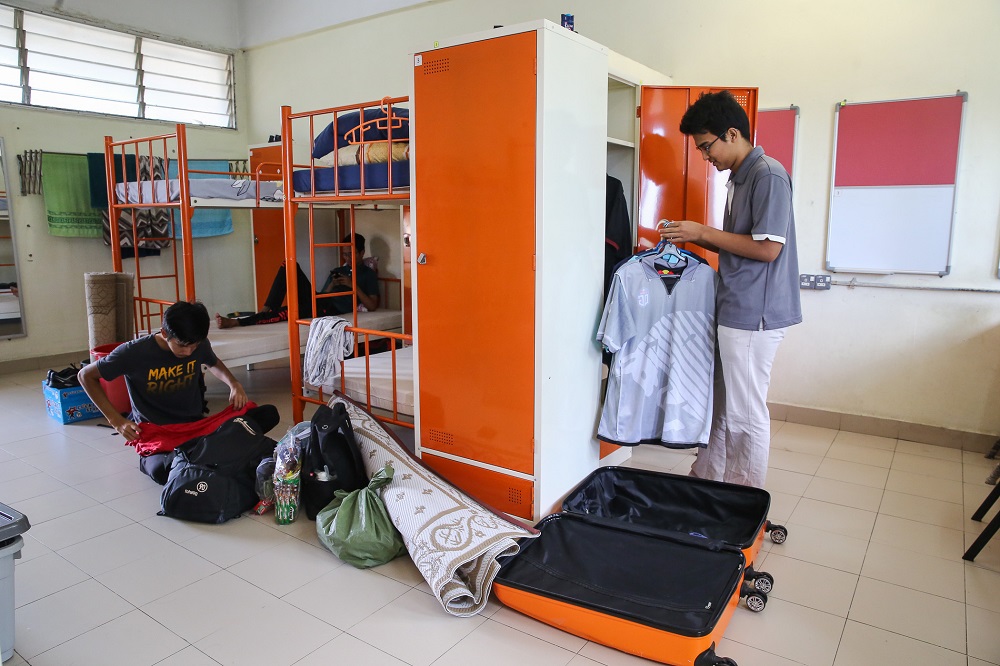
(964, 482, 1000, 561)
(986, 438, 1000, 460)
(986, 461, 1000, 486)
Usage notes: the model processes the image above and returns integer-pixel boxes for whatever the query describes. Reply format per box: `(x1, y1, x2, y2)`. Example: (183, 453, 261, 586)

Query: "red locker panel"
(414, 32, 537, 475)
(637, 87, 758, 268)
(250, 144, 285, 310)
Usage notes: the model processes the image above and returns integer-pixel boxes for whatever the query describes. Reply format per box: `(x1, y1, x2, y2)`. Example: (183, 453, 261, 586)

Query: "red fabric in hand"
(130, 402, 257, 456)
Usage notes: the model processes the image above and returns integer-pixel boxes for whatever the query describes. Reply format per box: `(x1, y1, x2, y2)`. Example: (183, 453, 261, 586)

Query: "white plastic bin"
(0, 536, 24, 662)
(0, 502, 29, 663)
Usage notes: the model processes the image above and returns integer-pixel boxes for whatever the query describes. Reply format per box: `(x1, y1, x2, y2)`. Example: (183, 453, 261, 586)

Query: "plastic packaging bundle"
(316, 463, 407, 568)
(272, 422, 310, 524)
(252, 457, 276, 515)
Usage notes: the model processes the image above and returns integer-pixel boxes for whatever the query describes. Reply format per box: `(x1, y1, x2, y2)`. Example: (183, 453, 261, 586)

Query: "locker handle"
(416, 253, 427, 264)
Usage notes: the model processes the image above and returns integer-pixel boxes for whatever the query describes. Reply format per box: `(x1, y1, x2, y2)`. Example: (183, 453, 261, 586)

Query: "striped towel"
(303, 317, 353, 386)
(42, 153, 103, 237)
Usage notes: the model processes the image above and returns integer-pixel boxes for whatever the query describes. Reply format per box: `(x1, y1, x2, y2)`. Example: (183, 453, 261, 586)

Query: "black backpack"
(159, 416, 278, 524)
(300, 402, 368, 520)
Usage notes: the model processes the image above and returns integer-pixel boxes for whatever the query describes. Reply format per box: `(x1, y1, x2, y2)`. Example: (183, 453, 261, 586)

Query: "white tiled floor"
(2, 364, 999, 666)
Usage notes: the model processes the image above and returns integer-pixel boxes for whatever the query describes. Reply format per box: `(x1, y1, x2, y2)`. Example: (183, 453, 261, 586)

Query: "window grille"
(0, 5, 234, 128)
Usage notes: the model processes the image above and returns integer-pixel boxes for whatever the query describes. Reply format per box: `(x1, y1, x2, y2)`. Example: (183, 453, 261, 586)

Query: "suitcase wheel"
(694, 644, 738, 666)
(745, 590, 768, 612)
(753, 571, 774, 594)
(767, 522, 788, 544)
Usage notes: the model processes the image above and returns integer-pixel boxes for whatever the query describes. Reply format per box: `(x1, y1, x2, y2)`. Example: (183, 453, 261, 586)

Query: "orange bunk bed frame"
(103, 124, 282, 333)
(279, 96, 413, 427)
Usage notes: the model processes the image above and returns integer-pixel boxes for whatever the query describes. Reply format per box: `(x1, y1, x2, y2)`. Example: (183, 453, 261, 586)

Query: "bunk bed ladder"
(104, 127, 191, 335)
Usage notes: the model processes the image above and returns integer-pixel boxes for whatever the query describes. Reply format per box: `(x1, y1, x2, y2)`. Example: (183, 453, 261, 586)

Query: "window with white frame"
(0, 5, 234, 128)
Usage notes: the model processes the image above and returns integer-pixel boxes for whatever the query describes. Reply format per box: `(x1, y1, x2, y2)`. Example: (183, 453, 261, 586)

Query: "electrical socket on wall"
(799, 274, 832, 290)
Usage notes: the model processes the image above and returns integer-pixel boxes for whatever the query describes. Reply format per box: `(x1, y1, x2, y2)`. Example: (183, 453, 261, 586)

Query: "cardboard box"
(41, 382, 102, 424)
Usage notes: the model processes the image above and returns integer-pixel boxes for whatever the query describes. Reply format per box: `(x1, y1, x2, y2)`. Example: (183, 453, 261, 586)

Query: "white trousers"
(691, 325, 786, 488)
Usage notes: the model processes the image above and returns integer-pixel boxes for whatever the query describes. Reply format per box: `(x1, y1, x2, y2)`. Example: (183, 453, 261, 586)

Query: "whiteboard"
(825, 94, 965, 275)
(826, 185, 955, 274)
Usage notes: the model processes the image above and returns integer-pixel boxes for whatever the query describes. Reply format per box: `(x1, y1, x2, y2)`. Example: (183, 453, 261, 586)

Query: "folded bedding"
(115, 178, 282, 204)
(320, 141, 409, 167)
(292, 160, 410, 193)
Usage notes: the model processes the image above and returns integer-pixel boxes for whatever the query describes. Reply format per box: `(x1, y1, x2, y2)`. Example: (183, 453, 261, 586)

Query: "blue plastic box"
(41, 382, 102, 424)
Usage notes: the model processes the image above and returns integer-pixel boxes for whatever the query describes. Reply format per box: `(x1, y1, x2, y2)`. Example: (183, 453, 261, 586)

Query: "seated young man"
(79, 301, 278, 482)
(216, 233, 379, 328)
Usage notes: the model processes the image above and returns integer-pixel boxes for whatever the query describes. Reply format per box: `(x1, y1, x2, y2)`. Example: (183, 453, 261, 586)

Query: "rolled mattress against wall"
(84, 272, 134, 350)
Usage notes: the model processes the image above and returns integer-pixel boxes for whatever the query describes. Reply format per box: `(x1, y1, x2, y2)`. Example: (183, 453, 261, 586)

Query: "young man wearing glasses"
(659, 90, 801, 488)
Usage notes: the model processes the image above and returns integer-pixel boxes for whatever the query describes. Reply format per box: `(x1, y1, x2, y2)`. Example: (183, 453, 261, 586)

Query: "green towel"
(43, 153, 104, 238)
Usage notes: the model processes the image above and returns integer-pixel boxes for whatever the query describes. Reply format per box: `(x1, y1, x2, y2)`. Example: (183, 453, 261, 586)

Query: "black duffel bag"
(159, 415, 277, 524)
(300, 402, 368, 520)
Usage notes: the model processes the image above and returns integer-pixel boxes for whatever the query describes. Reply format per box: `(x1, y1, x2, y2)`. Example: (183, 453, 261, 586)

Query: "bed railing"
(104, 124, 285, 336)
(302, 327, 414, 428)
(281, 96, 412, 424)
(280, 96, 409, 203)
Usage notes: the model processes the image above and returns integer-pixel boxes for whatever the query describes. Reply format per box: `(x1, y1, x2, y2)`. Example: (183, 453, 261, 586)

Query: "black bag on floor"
(159, 415, 278, 524)
(301, 402, 368, 520)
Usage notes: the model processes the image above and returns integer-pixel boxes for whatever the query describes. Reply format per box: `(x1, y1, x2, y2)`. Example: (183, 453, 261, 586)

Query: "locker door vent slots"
(422, 58, 450, 75)
(508, 487, 525, 506)
(428, 428, 454, 446)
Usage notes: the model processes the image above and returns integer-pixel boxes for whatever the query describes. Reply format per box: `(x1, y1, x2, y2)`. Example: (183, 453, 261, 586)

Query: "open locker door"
(636, 86, 758, 269)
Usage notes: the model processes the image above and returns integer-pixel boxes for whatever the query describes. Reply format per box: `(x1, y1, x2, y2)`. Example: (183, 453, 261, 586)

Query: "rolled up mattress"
(85, 271, 134, 350)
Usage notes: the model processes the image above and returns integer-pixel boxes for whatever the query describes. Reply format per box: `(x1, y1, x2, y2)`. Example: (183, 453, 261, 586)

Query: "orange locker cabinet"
(412, 21, 758, 520)
(249, 143, 285, 309)
(412, 22, 609, 520)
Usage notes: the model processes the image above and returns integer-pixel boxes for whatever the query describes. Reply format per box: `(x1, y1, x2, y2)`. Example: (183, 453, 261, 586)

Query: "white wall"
(242, 0, 1000, 437)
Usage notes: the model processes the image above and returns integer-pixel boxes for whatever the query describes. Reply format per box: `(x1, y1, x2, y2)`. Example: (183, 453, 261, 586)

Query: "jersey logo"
(637, 287, 649, 307)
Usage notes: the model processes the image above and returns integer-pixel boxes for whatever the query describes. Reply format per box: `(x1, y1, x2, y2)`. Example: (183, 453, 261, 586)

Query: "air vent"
(423, 58, 450, 75)
(508, 487, 523, 505)
(428, 428, 454, 446)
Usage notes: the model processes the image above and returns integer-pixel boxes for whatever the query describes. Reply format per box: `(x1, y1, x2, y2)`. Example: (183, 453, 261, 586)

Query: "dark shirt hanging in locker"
(605, 175, 632, 302)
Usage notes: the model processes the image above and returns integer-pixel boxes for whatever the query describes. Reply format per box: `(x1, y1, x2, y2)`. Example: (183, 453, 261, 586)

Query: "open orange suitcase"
(563, 466, 788, 605)
(493, 467, 790, 665)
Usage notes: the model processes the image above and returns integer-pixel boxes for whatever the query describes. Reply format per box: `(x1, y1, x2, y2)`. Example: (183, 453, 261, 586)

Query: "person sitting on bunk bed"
(216, 233, 379, 329)
(78, 300, 280, 483)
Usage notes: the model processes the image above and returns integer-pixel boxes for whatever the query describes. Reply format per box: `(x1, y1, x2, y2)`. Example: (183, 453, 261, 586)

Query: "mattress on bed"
(115, 178, 282, 204)
(208, 323, 302, 364)
(292, 160, 409, 194)
(208, 309, 403, 364)
(320, 346, 414, 416)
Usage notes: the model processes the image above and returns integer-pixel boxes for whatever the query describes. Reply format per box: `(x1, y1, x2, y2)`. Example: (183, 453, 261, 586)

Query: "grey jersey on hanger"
(597, 250, 717, 447)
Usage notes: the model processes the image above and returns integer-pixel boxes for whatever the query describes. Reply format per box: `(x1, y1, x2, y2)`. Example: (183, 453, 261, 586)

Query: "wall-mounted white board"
(825, 94, 965, 275)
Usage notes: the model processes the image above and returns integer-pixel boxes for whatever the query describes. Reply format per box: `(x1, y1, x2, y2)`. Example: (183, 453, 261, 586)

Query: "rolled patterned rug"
(84, 271, 134, 350)
(330, 394, 538, 617)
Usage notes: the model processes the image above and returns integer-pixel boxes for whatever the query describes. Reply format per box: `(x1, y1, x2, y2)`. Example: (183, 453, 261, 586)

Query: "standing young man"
(659, 90, 801, 487)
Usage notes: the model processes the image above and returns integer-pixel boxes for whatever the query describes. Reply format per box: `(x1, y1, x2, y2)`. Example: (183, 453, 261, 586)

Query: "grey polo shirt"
(717, 146, 802, 330)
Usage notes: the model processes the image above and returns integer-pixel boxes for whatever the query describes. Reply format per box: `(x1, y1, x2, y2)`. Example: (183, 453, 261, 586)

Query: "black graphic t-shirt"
(96, 334, 218, 424)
